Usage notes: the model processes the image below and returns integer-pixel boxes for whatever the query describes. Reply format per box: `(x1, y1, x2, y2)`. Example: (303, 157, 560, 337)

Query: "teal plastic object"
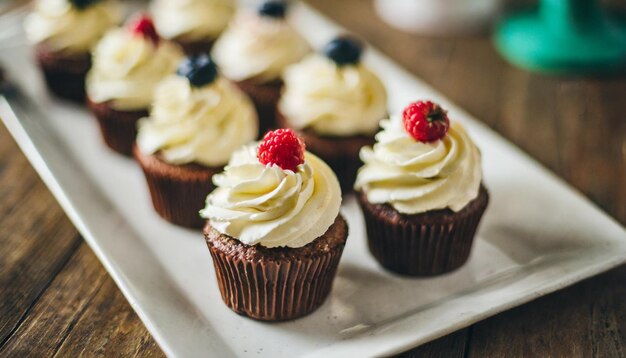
(494, 0, 626, 74)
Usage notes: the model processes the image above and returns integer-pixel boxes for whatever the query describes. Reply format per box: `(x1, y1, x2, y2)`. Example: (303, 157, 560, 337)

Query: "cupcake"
(354, 100, 489, 276)
(212, 1, 311, 135)
(24, 0, 120, 101)
(277, 36, 388, 192)
(200, 129, 347, 321)
(86, 14, 183, 155)
(134, 54, 258, 228)
(151, 0, 235, 55)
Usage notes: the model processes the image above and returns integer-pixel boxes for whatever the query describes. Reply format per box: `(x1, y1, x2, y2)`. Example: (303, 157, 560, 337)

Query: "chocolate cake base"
(134, 146, 220, 229)
(204, 215, 348, 321)
(357, 185, 489, 276)
(35, 44, 91, 102)
(86, 97, 148, 156)
(235, 79, 282, 137)
(276, 109, 375, 192)
(172, 37, 215, 55)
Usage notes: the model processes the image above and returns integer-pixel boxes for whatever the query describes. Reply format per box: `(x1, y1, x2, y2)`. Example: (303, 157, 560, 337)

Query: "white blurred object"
(0, 0, 28, 50)
(374, 0, 501, 36)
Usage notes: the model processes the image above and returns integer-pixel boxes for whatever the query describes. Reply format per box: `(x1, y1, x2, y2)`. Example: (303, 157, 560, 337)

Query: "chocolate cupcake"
(200, 129, 347, 321)
(355, 100, 489, 276)
(277, 36, 388, 192)
(152, 0, 235, 55)
(134, 148, 220, 228)
(212, 1, 311, 135)
(24, 0, 120, 101)
(86, 14, 183, 155)
(135, 54, 257, 228)
(87, 97, 148, 154)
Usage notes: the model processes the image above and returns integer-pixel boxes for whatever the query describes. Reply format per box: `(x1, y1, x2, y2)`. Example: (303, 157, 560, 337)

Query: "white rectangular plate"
(1, 4, 626, 358)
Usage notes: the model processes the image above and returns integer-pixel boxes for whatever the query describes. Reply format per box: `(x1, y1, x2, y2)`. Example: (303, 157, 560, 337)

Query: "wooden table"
(1, 0, 625, 356)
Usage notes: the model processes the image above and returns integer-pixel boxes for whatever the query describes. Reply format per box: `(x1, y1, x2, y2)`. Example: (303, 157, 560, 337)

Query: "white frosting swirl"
(136, 76, 258, 167)
(355, 116, 482, 214)
(211, 11, 311, 83)
(278, 55, 388, 136)
(200, 145, 342, 248)
(24, 0, 120, 54)
(152, 0, 235, 41)
(86, 29, 183, 110)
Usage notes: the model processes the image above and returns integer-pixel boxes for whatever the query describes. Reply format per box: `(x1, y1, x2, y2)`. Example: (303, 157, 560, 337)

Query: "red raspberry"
(257, 129, 306, 172)
(402, 100, 450, 142)
(128, 14, 160, 45)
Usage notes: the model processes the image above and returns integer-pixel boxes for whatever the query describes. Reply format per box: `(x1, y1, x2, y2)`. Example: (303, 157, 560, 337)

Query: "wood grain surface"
(1, 0, 625, 357)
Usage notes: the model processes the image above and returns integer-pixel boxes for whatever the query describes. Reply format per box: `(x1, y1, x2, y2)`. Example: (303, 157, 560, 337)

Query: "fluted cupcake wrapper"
(205, 236, 346, 321)
(87, 97, 147, 156)
(134, 146, 218, 229)
(358, 186, 489, 276)
(35, 44, 90, 103)
(234, 79, 282, 137)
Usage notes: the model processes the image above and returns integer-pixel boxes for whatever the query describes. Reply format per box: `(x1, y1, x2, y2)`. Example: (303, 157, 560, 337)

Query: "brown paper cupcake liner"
(87, 97, 148, 156)
(35, 44, 91, 102)
(357, 185, 489, 276)
(276, 109, 375, 192)
(235, 79, 282, 137)
(204, 216, 348, 321)
(134, 146, 219, 228)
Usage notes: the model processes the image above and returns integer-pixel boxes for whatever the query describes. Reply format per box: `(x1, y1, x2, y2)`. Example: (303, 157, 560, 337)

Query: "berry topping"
(258, 1, 287, 18)
(323, 36, 363, 66)
(258, 129, 306, 172)
(402, 100, 450, 142)
(69, 0, 101, 10)
(177, 54, 218, 88)
(128, 15, 160, 45)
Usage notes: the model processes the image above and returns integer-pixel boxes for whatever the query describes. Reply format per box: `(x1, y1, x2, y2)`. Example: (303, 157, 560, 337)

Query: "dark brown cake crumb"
(357, 185, 489, 276)
(134, 145, 220, 228)
(173, 37, 216, 55)
(204, 215, 348, 262)
(86, 97, 148, 156)
(35, 44, 91, 102)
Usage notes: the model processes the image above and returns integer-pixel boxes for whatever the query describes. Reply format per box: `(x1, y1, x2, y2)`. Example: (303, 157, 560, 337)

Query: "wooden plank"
(396, 330, 469, 358)
(54, 258, 164, 358)
(467, 267, 626, 357)
(0, 123, 81, 346)
(0, 244, 107, 356)
(0, 242, 163, 357)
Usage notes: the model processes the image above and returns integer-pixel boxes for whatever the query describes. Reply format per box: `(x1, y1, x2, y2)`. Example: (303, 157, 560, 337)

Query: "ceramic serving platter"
(1, 4, 625, 358)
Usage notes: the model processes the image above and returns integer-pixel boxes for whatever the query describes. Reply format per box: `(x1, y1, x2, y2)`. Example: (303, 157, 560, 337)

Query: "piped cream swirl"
(278, 55, 387, 136)
(86, 29, 183, 110)
(136, 76, 258, 167)
(355, 116, 482, 214)
(152, 0, 235, 41)
(200, 145, 342, 248)
(211, 11, 311, 83)
(24, 0, 120, 54)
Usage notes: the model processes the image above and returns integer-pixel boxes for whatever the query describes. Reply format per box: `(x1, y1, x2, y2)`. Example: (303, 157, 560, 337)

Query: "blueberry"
(323, 36, 363, 66)
(258, 1, 287, 19)
(176, 54, 218, 88)
(69, 0, 101, 10)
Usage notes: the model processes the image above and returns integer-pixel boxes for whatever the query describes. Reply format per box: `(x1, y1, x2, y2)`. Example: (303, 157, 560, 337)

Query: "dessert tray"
(1, 4, 625, 358)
